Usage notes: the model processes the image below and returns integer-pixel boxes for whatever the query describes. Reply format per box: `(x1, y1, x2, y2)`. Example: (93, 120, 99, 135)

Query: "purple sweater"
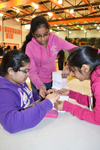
(0, 76, 53, 133)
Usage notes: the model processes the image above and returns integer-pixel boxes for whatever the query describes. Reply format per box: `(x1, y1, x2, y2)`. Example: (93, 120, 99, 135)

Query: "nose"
(26, 72, 29, 77)
(41, 36, 45, 40)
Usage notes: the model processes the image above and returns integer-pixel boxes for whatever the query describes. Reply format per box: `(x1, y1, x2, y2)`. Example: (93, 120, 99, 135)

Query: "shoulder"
(91, 65, 100, 84)
(49, 32, 60, 41)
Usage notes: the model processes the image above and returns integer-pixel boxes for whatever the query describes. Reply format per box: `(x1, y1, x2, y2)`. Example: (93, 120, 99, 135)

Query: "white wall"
(54, 31, 68, 39)
(3, 19, 21, 43)
(60, 30, 100, 39)
(68, 31, 86, 38)
(87, 30, 100, 38)
(0, 17, 29, 49)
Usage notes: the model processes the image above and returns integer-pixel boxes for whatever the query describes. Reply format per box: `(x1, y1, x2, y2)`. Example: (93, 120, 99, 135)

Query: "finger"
(57, 91, 63, 95)
(41, 91, 46, 98)
(47, 89, 51, 93)
(57, 95, 60, 100)
(53, 89, 57, 93)
(54, 104, 58, 110)
(62, 73, 68, 78)
(55, 100, 60, 104)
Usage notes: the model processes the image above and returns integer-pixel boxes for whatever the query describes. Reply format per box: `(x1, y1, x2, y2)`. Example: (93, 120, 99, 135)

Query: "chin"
(21, 80, 25, 83)
(80, 79, 85, 82)
(77, 78, 83, 82)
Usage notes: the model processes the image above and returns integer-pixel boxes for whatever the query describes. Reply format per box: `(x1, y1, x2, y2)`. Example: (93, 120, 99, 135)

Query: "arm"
(0, 89, 53, 133)
(25, 45, 44, 90)
(68, 90, 90, 107)
(57, 88, 90, 107)
(56, 38, 77, 78)
(56, 36, 77, 53)
(55, 37, 77, 78)
(63, 100, 100, 125)
(56, 82, 100, 125)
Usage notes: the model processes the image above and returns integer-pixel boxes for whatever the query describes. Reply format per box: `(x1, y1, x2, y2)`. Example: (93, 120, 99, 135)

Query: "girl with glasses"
(21, 16, 77, 98)
(0, 50, 59, 133)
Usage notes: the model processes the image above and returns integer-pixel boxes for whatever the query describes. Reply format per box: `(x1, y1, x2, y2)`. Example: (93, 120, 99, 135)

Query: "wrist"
(40, 84, 46, 89)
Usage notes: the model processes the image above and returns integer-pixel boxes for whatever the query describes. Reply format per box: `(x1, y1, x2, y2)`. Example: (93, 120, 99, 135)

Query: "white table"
(0, 79, 100, 150)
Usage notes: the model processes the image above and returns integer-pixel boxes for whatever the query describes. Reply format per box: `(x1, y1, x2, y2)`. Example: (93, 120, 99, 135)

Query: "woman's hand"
(46, 93, 60, 105)
(39, 85, 47, 98)
(62, 64, 70, 78)
(54, 101, 64, 111)
(47, 88, 57, 94)
(57, 88, 70, 96)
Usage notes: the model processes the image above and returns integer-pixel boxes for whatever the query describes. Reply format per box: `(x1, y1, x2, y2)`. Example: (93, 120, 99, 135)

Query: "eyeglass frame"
(33, 31, 49, 39)
(19, 69, 30, 74)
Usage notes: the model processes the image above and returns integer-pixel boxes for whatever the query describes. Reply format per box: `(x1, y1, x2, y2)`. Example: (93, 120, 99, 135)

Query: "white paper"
(52, 70, 67, 90)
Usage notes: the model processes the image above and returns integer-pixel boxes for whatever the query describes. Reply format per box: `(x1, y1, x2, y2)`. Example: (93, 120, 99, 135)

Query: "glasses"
(19, 69, 30, 74)
(34, 32, 49, 39)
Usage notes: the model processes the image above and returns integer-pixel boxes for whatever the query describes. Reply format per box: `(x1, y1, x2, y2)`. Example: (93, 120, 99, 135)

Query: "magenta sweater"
(25, 32, 77, 89)
(63, 66, 100, 125)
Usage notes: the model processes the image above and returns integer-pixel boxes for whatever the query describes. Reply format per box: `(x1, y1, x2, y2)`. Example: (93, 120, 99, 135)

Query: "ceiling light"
(97, 26, 100, 30)
(16, 18, 19, 22)
(33, 15, 35, 18)
(50, 29, 52, 32)
(48, 12, 53, 17)
(0, 13, 3, 17)
(70, 9, 74, 13)
(57, 32, 59, 34)
(77, 25, 79, 27)
(58, 0, 62, 4)
(69, 31, 71, 33)
(32, 3, 38, 9)
(57, 27, 59, 29)
(84, 30, 87, 32)
(81, 27, 84, 30)
(25, 24, 31, 30)
(34, 4, 38, 9)
(16, 9, 20, 13)
(94, 24, 97, 26)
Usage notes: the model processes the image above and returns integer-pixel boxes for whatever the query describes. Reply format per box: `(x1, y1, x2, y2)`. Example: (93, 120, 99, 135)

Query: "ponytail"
(21, 32, 33, 53)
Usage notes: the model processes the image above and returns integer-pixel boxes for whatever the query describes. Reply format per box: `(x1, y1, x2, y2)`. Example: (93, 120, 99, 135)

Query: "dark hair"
(6, 45, 10, 50)
(13, 45, 17, 49)
(0, 50, 30, 77)
(68, 45, 100, 74)
(21, 16, 49, 53)
(0, 47, 3, 56)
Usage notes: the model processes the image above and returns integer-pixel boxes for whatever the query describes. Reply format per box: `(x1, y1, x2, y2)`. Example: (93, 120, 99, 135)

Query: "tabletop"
(0, 79, 100, 150)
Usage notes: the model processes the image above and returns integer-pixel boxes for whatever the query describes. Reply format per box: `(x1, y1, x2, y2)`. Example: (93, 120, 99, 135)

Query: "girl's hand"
(47, 88, 57, 94)
(39, 85, 47, 98)
(57, 88, 70, 96)
(46, 93, 60, 105)
(62, 64, 70, 78)
(54, 101, 64, 111)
